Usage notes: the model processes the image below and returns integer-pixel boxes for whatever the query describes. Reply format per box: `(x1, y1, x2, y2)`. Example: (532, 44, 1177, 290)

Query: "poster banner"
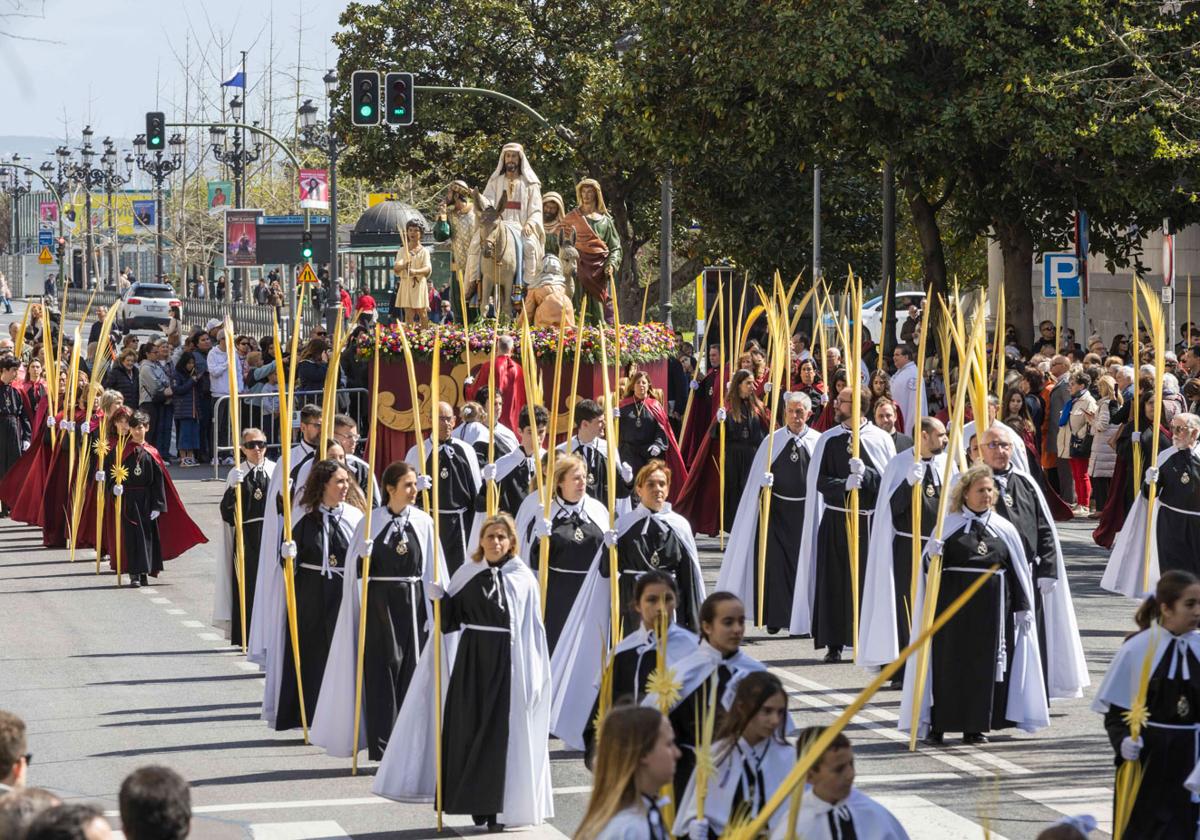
(299, 169, 330, 210)
(132, 200, 157, 229)
(225, 209, 263, 267)
(64, 191, 160, 236)
(207, 180, 233, 215)
(368, 192, 399, 208)
(39, 202, 58, 224)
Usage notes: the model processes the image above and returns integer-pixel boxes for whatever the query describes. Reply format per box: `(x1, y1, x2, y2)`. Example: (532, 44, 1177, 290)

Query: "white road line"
(164, 608, 186, 615)
(872, 794, 1011, 840)
(1016, 787, 1113, 834)
(150, 597, 171, 604)
(180, 620, 204, 628)
(250, 823, 347, 840)
(197, 632, 223, 641)
(237, 661, 261, 672)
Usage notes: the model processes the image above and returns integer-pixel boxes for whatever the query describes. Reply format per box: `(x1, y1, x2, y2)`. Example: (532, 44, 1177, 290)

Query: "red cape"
(41, 408, 90, 547)
(620, 395, 688, 502)
(464, 355, 526, 436)
(675, 408, 769, 536)
(1092, 424, 1170, 548)
(1, 402, 54, 526)
(678, 369, 720, 466)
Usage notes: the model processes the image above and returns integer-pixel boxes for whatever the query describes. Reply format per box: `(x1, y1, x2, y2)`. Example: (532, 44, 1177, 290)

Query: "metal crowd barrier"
(210, 387, 370, 479)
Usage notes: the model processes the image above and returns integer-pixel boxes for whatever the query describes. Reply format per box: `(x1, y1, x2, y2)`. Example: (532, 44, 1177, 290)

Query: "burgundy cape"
(678, 368, 721, 466)
(464, 355, 527, 437)
(0, 390, 52, 525)
(41, 408, 90, 547)
(1092, 424, 1171, 549)
(675, 408, 769, 536)
(620, 395, 688, 502)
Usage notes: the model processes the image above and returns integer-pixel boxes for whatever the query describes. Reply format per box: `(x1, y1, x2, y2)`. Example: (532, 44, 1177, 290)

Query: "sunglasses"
(243, 440, 267, 450)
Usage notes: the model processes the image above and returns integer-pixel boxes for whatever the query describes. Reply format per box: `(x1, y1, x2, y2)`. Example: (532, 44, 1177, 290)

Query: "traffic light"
(384, 72, 414, 126)
(300, 229, 313, 261)
(350, 70, 380, 126)
(145, 112, 166, 150)
(55, 237, 65, 260)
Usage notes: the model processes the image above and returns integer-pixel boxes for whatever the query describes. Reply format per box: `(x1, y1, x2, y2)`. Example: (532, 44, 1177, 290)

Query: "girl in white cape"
(372, 512, 553, 830)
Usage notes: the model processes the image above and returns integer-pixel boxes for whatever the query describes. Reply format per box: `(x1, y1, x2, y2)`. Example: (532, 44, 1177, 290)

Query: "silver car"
(118, 282, 181, 330)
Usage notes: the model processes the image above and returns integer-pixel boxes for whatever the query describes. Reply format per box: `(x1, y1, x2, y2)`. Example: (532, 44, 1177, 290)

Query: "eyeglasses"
(984, 441, 1012, 450)
(243, 440, 267, 450)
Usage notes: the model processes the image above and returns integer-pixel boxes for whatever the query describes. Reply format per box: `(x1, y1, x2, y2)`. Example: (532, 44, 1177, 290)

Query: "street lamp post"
(133, 133, 185, 285)
(0, 155, 33, 255)
(210, 92, 262, 303)
(297, 69, 347, 333)
(98, 138, 133, 286)
(42, 150, 72, 286)
(60, 127, 119, 289)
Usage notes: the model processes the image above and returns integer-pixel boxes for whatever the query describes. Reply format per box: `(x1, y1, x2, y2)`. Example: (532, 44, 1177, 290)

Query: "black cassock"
(667, 659, 740, 802)
(993, 468, 1057, 687)
(219, 463, 270, 647)
(619, 399, 668, 478)
(751, 437, 811, 629)
(569, 439, 631, 506)
(887, 462, 941, 650)
(812, 442, 881, 650)
(469, 429, 514, 470)
(496, 450, 536, 516)
(358, 510, 429, 760)
(109, 445, 167, 577)
(1104, 639, 1200, 838)
(581, 634, 658, 765)
(712, 412, 766, 532)
(276, 505, 351, 732)
(441, 558, 514, 816)
(930, 521, 1027, 735)
(0, 381, 29, 482)
(1152, 448, 1200, 576)
(526, 503, 603, 652)
(420, 442, 478, 575)
(609, 517, 700, 634)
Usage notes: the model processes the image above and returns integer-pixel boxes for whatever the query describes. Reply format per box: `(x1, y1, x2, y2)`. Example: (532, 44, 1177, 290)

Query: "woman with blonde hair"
(1088, 374, 1122, 515)
(574, 706, 679, 840)
(373, 512, 553, 830)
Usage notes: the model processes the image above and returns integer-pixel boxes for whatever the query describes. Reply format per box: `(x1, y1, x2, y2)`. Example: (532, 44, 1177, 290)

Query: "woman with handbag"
(1058, 371, 1097, 517)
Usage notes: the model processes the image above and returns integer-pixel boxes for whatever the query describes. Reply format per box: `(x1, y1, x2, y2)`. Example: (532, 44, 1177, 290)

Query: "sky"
(0, 0, 348, 147)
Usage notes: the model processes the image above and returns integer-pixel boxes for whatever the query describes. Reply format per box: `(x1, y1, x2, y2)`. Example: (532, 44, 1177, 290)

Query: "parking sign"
(1042, 253, 1081, 299)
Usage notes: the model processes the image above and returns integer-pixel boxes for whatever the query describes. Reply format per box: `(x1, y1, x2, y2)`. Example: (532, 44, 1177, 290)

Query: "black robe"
(752, 438, 811, 629)
(569, 439, 631, 506)
(712, 412, 767, 532)
(812, 441, 881, 650)
(1151, 448, 1200, 576)
(608, 518, 700, 634)
(667, 658, 740, 802)
(581, 635, 659, 766)
(1104, 638, 1200, 838)
(441, 558, 515, 817)
(219, 463, 271, 647)
(930, 521, 1028, 734)
(526, 504, 603, 652)
(887, 462, 941, 650)
(496, 450, 537, 517)
(276, 506, 352, 732)
(0, 381, 29, 482)
(619, 399, 669, 478)
(419, 441, 478, 575)
(107, 445, 167, 577)
(358, 511, 429, 760)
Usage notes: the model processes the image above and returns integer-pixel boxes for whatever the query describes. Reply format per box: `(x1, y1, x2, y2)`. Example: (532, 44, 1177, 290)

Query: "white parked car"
(822, 289, 926, 343)
(118, 282, 181, 331)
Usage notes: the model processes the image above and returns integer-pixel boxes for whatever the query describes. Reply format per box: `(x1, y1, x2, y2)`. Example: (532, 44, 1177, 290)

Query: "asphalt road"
(1, 461, 1125, 840)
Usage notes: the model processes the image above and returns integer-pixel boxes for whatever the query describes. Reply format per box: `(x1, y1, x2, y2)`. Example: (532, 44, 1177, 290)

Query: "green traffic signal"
(360, 104, 374, 118)
(150, 137, 161, 146)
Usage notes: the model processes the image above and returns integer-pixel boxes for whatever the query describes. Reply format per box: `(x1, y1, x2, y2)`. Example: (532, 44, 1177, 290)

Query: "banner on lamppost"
(132, 200, 156, 230)
(63, 191, 160, 236)
(225, 209, 263, 267)
(299, 169, 330, 210)
(39, 202, 58, 224)
(207, 180, 233, 215)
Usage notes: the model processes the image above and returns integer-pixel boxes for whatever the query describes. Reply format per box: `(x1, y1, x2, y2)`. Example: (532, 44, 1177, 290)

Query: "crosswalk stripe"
(250, 822, 348, 839)
(1016, 787, 1113, 834)
(872, 794, 1011, 840)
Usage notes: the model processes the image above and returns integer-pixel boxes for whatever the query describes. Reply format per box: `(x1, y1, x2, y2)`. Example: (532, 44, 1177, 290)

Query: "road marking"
(237, 661, 260, 672)
(181, 620, 204, 628)
(150, 597, 171, 604)
(1016, 787, 1112, 834)
(164, 608, 186, 615)
(251, 823, 347, 840)
(197, 632, 223, 641)
(873, 794, 1011, 840)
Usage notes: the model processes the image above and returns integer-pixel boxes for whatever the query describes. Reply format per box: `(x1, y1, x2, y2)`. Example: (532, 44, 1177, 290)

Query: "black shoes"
(924, 731, 945, 746)
(963, 732, 989, 745)
(471, 815, 503, 833)
(823, 647, 843, 664)
(767, 626, 781, 635)
(128, 578, 140, 588)
(139, 574, 149, 586)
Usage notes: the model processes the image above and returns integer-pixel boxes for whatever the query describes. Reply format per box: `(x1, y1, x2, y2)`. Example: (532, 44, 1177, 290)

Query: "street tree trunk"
(902, 176, 949, 303)
(993, 218, 1035, 352)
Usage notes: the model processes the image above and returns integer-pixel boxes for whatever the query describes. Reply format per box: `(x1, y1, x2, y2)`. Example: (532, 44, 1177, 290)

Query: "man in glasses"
(217, 428, 276, 648)
(0, 710, 28, 793)
(333, 413, 380, 506)
(1106, 413, 1200, 595)
(981, 425, 1088, 703)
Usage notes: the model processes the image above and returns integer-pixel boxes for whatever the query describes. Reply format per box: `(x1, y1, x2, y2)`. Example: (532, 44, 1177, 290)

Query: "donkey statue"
(473, 188, 520, 320)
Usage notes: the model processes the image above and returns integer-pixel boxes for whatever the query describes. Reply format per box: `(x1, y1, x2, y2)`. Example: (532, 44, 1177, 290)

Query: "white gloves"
(1014, 610, 1034, 632)
(1132, 431, 1142, 444)
(926, 537, 946, 557)
(845, 473, 863, 491)
(80, 421, 91, 435)
(612, 406, 621, 419)
(230, 466, 245, 484)
(417, 474, 433, 491)
(603, 529, 619, 547)
(848, 457, 865, 476)
(763, 382, 773, 393)
(906, 461, 927, 486)
(46, 416, 56, 429)
(533, 517, 552, 539)
(687, 819, 709, 840)
(689, 380, 699, 391)
(464, 375, 475, 386)
(362, 539, 374, 557)
(1120, 736, 1143, 761)
(280, 541, 298, 560)
(648, 444, 663, 457)
(1145, 466, 1160, 486)
(20, 441, 28, 452)
(716, 407, 727, 423)
(149, 510, 160, 521)
(820, 393, 830, 405)
(481, 463, 498, 482)
(620, 461, 633, 483)
(761, 472, 775, 488)
(61, 420, 75, 433)
(95, 470, 106, 483)
(427, 580, 446, 600)
(1038, 577, 1057, 595)
(112, 485, 124, 497)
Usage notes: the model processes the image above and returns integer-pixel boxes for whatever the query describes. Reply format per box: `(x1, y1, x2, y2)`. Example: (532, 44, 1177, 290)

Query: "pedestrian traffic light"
(300, 230, 313, 261)
(350, 70, 380, 126)
(145, 112, 166, 150)
(384, 72, 414, 126)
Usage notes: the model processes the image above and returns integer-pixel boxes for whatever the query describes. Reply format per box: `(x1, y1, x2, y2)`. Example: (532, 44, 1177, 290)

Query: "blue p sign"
(1043, 253, 1081, 299)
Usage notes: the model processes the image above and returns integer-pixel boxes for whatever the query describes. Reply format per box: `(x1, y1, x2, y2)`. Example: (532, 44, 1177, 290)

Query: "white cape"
(641, 641, 768, 714)
(513, 489, 611, 553)
(789, 422, 897, 636)
(858, 450, 950, 668)
(673, 736, 793, 836)
(773, 788, 910, 840)
(372, 556, 554, 827)
(891, 361, 927, 438)
(213, 459, 276, 632)
(1091, 624, 1200, 713)
(898, 511, 1049, 737)
(310, 505, 449, 758)
(718, 426, 819, 625)
(550, 503, 704, 750)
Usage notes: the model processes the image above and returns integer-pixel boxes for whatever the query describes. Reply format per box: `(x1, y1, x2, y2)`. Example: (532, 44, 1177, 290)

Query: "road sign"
(259, 215, 330, 225)
(1163, 286, 1176, 305)
(297, 263, 319, 285)
(1042, 253, 1081, 299)
(38, 229, 53, 249)
(38, 247, 53, 265)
